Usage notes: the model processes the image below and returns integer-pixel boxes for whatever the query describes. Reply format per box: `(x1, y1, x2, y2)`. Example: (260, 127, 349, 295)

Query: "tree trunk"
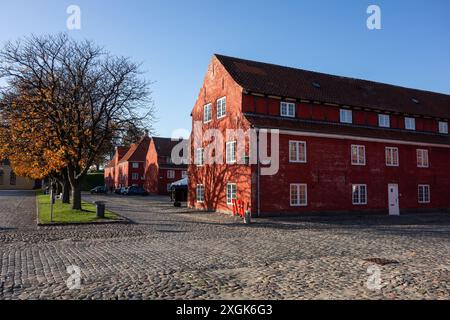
(56, 182, 62, 194)
(67, 165, 82, 210)
(71, 181, 82, 210)
(61, 180, 70, 204)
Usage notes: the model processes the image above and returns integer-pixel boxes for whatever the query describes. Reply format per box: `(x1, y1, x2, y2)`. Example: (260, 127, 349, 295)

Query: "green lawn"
(37, 192, 120, 225)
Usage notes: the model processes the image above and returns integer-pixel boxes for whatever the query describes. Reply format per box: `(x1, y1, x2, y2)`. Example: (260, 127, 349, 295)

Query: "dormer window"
(378, 114, 390, 128)
(340, 109, 353, 124)
(438, 121, 448, 134)
(405, 117, 416, 130)
(280, 102, 295, 118)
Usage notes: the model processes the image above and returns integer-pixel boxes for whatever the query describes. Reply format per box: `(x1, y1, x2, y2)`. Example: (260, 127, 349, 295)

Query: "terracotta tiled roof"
(105, 146, 130, 168)
(245, 113, 450, 146)
(119, 136, 151, 163)
(116, 146, 129, 161)
(153, 137, 185, 157)
(216, 54, 450, 120)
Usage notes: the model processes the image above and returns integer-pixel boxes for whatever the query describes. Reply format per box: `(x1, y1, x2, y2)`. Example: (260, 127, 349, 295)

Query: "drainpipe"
(256, 128, 261, 217)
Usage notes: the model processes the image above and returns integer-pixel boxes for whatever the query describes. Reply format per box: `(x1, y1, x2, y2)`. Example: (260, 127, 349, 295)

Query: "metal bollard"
(94, 201, 106, 218)
(244, 210, 252, 224)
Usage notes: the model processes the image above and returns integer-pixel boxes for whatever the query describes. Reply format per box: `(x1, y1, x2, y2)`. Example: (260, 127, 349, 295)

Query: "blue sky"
(1, 0, 449, 137)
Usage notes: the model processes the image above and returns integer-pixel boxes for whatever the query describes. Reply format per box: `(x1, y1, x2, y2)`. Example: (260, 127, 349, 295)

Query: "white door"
(388, 184, 400, 216)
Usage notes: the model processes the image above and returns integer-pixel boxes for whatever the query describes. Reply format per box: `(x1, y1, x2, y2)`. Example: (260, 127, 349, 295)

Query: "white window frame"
(418, 185, 430, 204)
(280, 102, 295, 118)
(203, 103, 212, 123)
(132, 173, 139, 181)
(226, 141, 237, 164)
(378, 114, 390, 128)
(181, 171, 188, 178)
(167, 170, 175, 179)
(351, 145, 366, 166)
(405, 117, 416, 130)
(290, 184, 308, 207)
(385, 147, 399, 167)
(352, 184, 367, 205)
(438, 121, 448, 134)
(132, 162, 139, 169)
(217, 97, 226, 119)
(416, 149, 429, 168)
(226, 183, 237, 205)
(195, 148, 204, 166)
(196, 184, 204, 203)
(289, 141, 307, 163)
(340, 109, 353, 124)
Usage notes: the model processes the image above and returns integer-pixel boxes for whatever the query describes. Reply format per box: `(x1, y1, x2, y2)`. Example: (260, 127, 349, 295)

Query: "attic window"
(312, 82, 321, 88)
(412, 98, 420, 104)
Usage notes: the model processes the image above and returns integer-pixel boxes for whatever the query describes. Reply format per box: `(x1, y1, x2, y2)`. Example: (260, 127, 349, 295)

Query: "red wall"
(189, 60, 449, 216)
(257, 133, 450, 215)
(188, 56, 252, 213)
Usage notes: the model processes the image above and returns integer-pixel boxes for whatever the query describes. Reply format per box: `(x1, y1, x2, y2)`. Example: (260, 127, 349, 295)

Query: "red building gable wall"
(188, 56, 252, 213)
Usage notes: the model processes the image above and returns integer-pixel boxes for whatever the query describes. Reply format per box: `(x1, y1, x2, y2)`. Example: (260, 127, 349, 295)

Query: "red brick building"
(188, 55, 450, 216)
(105, 135, 187, 195)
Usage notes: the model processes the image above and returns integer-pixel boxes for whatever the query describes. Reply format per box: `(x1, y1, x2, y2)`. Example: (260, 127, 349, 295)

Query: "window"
(132, 173, 139, 181)
(226, 141, 237, 164)
(405, 117, 416, 130)
(196, 185, 204, 203)
(195, 148, 204, 166)
(132, 162, 139, 169)
(226, 183, 237, 205)
(378, 114, 390, 128)
(217, 97, 226, 119)
(385, 147, 399, 167)
(439, 121, 448, 134)
(340, 109, 353, 124)
(352, 184, 367, 205)
(416, 149, 429, 168)
(203, 103, 212, 123)
(351, 145, 366, 166)
(280, 102, 295, 118)
(167, 170, 175, 179)
(182, 171, 188, 178)
(418, 185, 430, 203)
(289, 141, 307, 163)
(290, 184, 307, 206)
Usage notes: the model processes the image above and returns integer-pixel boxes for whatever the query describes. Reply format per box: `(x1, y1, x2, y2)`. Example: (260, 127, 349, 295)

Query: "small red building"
(105, 135, 187, 195)
(188, 55, 450, 216)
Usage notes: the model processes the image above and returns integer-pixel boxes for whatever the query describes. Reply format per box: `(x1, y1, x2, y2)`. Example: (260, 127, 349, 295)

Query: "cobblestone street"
(0, 191, 449, 300)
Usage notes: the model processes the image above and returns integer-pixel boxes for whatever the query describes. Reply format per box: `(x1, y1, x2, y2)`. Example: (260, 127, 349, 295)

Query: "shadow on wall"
(190, 162, 251, 212)
(144, 163, 159, 194)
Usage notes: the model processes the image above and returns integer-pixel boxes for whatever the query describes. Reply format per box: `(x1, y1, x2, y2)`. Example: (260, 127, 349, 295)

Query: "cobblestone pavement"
(0, 191, 449, 300)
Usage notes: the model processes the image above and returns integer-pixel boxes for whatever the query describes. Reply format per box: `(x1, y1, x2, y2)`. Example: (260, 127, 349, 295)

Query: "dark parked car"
(118, 187, 128, 195)
(123, 186, 149, 196)
(114, 188, 122, 194)
(90, 186, 107, 194)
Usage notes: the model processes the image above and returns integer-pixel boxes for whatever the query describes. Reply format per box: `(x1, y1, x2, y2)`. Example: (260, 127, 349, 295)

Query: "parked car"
(123, 186, 149, 196)
(90, 186, 107, 194)
(119, 187, 128, 195)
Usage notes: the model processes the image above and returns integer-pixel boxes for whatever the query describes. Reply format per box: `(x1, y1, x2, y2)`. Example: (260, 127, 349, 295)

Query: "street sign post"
(50, 188, 55, 223)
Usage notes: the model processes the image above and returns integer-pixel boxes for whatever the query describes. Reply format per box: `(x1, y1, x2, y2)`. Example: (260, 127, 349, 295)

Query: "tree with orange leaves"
(0, 34, 154, 210)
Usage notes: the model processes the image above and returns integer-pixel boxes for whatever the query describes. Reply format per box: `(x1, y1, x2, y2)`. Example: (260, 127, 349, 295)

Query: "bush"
(81, 172, 105, 191)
